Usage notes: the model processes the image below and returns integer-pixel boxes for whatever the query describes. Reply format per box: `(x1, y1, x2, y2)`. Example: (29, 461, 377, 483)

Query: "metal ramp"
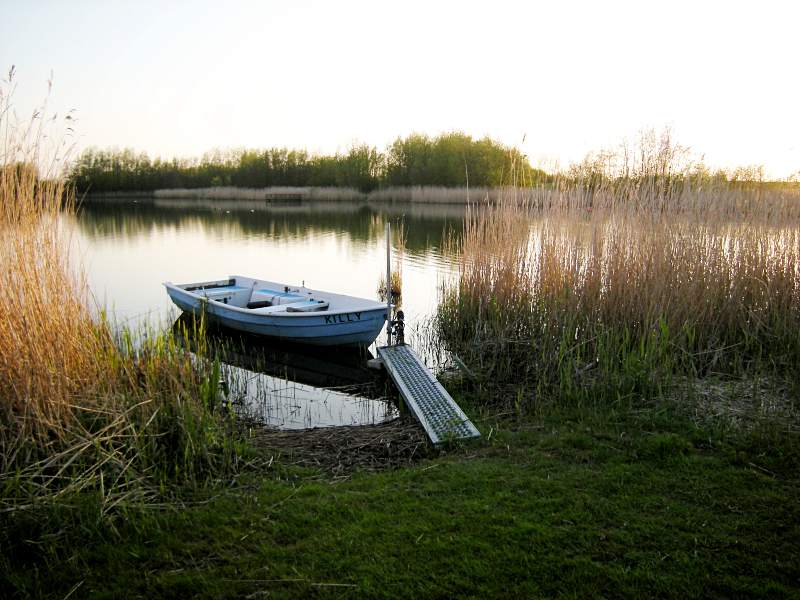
(378, 344, 480, 445)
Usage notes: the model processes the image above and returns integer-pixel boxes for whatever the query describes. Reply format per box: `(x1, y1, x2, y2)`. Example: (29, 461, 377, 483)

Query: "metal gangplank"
(377, 344, 480, 445)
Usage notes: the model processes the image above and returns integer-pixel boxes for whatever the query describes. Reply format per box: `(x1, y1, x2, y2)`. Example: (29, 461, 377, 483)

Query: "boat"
(163, 275, 389, 347)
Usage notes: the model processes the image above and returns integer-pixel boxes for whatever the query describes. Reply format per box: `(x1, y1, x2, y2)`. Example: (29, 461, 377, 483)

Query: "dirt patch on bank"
(250, 417, 429, 478)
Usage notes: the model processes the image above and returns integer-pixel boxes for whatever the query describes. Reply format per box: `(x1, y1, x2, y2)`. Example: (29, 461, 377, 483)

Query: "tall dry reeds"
(0, 75, 109, 446)
(377, 219, 406, 307)
(0, 73, 240, 517)
(437, 177, 800, 409)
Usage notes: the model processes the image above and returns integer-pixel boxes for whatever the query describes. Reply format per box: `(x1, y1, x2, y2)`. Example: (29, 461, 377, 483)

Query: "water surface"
(72, 198, 466, 428)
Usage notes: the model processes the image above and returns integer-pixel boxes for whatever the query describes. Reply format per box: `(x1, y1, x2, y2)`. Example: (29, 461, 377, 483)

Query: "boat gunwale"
(163, 277, 390, 319)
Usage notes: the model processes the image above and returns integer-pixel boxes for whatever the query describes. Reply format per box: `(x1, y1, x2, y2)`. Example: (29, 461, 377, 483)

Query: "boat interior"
(183, 277, 330, 313)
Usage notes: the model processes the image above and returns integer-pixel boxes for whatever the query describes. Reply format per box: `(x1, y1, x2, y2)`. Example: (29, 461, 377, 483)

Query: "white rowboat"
(164, 275, 389, 347)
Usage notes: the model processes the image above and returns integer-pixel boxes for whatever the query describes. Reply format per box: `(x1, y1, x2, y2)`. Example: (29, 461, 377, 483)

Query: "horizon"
(68, 132, 797, 183)
(2, 0, 799, 179)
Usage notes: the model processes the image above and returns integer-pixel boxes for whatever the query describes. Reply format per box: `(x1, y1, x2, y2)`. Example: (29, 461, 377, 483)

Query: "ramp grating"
(378, 345, 480, 445)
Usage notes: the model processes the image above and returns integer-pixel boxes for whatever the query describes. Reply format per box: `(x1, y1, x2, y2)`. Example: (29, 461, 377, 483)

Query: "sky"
(2, 0, 798, 178)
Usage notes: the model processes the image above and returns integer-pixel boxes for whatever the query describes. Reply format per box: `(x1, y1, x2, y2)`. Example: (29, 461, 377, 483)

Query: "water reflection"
(77, 198, 465, 255)
(71, 198, 464, 340)
(173, 315, 398, 429)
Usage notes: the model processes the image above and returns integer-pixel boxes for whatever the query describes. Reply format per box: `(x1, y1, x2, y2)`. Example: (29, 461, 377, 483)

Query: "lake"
(70, 198, 466, 429)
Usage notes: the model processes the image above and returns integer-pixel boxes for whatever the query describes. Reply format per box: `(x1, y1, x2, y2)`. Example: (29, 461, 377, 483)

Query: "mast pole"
(386, 221, 392, 346)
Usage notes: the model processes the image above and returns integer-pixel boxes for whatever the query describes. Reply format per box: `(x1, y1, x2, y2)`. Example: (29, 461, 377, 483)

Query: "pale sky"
(2, 0, 798, 177)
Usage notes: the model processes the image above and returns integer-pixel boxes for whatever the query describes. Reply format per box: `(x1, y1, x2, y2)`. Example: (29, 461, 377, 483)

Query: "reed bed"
(0, 80, 242, 523)
(436, 180, 800, 412)
(368, 186, 495, 204)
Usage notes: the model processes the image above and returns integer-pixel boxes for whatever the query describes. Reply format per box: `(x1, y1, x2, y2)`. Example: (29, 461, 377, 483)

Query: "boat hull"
(165, 284, 387, 347)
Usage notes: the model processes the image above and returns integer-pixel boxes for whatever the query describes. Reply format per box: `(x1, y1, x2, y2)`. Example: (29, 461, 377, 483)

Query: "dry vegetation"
(437, 139, 800, 415)
(377, 220, 406, 308)
(250, 417, 427, 478)
(368, 185, 498, 203)
(0, 73, 241, 518)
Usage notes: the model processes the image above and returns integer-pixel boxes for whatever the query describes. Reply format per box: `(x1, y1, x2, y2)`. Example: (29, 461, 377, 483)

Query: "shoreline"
(80, 185, 505, 205)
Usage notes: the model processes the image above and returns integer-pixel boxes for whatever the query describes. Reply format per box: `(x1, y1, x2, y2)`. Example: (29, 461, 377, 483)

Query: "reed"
(368, 186, 495, 204)
(436, 176, 800, 411)
(377, 220, 406, 306)
(0, 74, 241, 520)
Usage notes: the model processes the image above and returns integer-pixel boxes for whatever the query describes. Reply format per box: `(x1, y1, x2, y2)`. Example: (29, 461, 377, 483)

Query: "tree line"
(68, 132, 548, 194)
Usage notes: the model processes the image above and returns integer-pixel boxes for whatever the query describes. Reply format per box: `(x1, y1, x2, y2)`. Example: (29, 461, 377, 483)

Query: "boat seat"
(248, 300, 329, 314)
(201, 286, 247, 298)
(252, 289, 306, 305)
(285, 300, 330, 312)
(248, 305, 292, 315)
(246, 300, 272, 309)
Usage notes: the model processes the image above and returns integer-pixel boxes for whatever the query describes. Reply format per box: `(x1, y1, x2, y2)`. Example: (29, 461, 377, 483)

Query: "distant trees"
(68, 133, 545, 194)
(68, 130, 779, 197)
(385, 132, 544, 187)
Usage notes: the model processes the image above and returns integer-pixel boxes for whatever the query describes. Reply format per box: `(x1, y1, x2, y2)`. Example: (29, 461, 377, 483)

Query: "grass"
(2, 396, 798, 598)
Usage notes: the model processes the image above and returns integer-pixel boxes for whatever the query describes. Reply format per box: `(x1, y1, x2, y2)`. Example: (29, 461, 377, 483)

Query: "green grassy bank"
(3, 392, 798, 599)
